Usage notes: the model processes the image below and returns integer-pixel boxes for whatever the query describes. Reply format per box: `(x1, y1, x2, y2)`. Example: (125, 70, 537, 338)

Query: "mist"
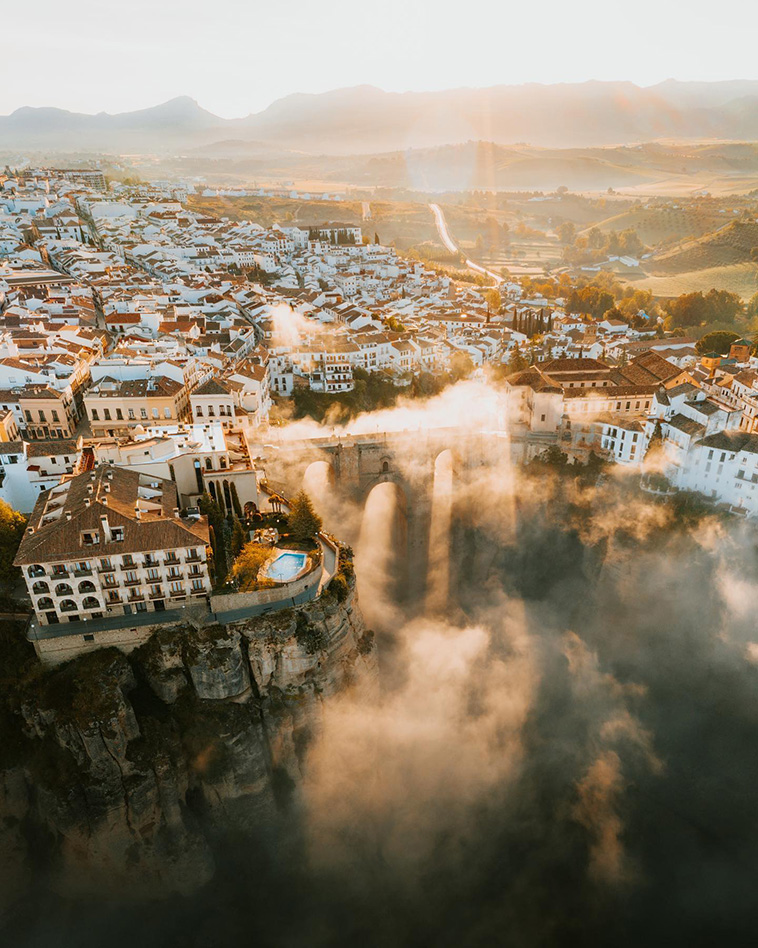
(6, 381, 758, 948)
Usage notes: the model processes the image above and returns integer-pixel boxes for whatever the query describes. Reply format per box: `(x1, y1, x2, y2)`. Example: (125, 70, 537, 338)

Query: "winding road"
(429, 203, 503, 284)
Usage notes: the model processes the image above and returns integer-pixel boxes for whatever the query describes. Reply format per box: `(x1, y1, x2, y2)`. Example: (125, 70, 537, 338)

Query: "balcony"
(185, 553, 203, 563)
(128, 591, 145, 601)
(73, 568, 93, 577)
(50, 569, 69, 579)
(98, 564, 115, 574)
(166, 571, 183, 581)
(169, 590, 186, 599)
(164, 556, 180, 566)
(149, 590, 164, 600)
(124, 578, 141, 587)
(143, 557, 159, 568)
(120, 563, 138, 572)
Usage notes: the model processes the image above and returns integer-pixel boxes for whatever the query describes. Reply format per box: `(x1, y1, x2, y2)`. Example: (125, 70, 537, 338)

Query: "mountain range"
(4, 81, 758, 155)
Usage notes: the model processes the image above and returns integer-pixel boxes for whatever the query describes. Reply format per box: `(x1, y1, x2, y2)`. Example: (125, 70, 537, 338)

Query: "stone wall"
(209, 561, 323, 615)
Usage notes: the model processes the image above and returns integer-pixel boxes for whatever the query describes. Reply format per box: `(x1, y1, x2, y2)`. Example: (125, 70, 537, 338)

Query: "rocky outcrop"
(0, 575, 376, 916)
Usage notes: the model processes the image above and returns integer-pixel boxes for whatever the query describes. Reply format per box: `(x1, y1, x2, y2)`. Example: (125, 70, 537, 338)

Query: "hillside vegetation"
(648, 220, 758, 274)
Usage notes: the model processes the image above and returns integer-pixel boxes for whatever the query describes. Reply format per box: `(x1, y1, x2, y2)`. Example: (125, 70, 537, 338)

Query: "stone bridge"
(255, 426, 514, 602)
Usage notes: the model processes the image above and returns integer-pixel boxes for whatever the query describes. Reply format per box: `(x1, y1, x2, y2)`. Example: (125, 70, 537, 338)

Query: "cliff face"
(0, 576, 376, 914)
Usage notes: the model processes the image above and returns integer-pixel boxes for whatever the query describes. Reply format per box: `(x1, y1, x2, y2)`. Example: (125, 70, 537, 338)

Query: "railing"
(73, 568, 93, 577)
(123, 578, 141, 587)
(149, 590, 164, 600)
(98, 564, 115, 573)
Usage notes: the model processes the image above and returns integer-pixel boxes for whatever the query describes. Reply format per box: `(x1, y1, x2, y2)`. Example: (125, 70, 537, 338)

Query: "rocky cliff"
(0, 574, 376, 916)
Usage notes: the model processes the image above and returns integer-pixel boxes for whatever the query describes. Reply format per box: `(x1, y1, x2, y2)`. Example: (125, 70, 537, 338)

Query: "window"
(52, 410, 59, 422)
(205, 458, 213, 470)
(111, 527, 125, 542)
(116, 409, 123, 420)
(128, 408, 135, 420)
(140, 408, 148, 420)
(91, 409, 99, 420)
(152, 408, 159, 419)
(82, 531, 99, 545)
(208, 406, 215, 416)
(147, 568, 159, 581)
(164, 407, 171, 418)
(192, 579, 204, 591)
(196, 406, 203, 417)
(104, 408, 111, 420)
(38, 411, 46, 422)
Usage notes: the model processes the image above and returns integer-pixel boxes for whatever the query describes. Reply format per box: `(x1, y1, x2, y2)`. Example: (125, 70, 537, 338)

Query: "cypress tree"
(231, 518, 246, 557)
(230, 482, 243, 520)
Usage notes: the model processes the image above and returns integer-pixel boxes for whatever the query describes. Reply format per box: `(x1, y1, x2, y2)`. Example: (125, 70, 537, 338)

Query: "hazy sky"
(3, 0, 757, 117)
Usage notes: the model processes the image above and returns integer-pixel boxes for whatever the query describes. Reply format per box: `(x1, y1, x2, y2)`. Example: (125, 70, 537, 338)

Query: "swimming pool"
(264, 551, 308, 583)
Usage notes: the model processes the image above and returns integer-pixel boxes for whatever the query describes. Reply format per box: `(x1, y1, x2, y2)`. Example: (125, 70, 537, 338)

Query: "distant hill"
(648, 220, 758, 274)
(6, 81, 758, 155)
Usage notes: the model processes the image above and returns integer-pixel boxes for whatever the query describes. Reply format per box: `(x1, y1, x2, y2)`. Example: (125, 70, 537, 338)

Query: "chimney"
(173, 507, 180, 518)
(84, 498, 90, 507)
(100, 514, 111, 542)
(104, 484, 110, 493)
(134, 506, 141, 520)
(66, 512, 72, 521)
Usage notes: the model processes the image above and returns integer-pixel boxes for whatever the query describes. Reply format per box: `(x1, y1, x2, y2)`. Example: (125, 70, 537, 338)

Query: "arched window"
(219, 456, 227, 469)
(78, 580, 96, 593)
(59, 599, 77, 612)
(37, 597, 54, 610)
(28, 565, 45, 578)
(55, 583, 73, 597)
(223, 480, 232, 510)
(382, 460, 390, 472)
(205, 458, 213, 470)
(208, 481, 218, 502)
(32, 581, 49, 595)
(82, 596, 99, 611)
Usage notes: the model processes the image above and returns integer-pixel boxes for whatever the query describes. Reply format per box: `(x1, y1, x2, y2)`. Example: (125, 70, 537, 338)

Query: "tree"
(449, 351, 475, 381)
(0, 500, 27, 586)
(484, 287, 501, 316)
(506, 345, 529, 376)
(287, 490, 322, 543)
(695, 331, 740, 356)
(229, 482, 243, 520)
(747, 291, 758, 320)
(666, 289, 743, 329)
(231, 519, 246, 558)
(199, 492, 227, 583)
(232, 542, 272, 591)
(556, 221, 576, 245)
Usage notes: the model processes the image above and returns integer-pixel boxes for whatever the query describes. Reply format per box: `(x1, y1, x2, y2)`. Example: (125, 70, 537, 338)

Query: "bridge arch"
(356, 480, 410, 613)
